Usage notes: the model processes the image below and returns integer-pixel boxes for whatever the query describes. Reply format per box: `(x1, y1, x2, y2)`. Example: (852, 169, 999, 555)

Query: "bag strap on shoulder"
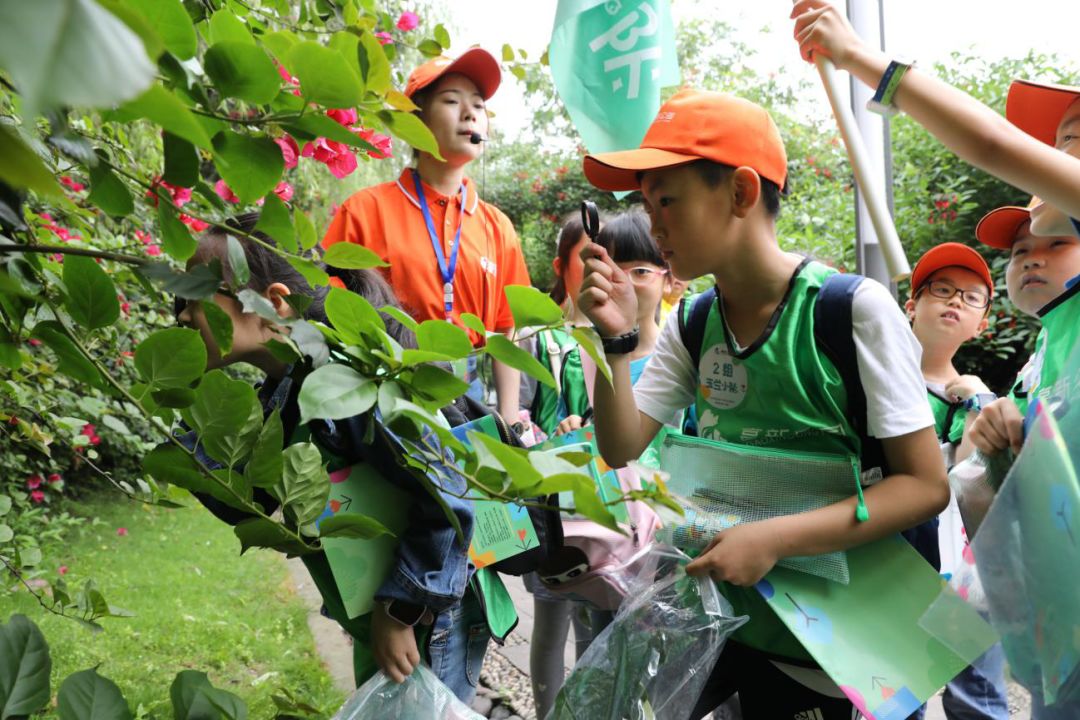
(679, 287, 717, 372)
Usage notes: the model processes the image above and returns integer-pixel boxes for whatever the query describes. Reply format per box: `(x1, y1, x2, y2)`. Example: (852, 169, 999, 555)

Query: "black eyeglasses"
(173, 287, 240, 323)
(918, 280, 990, 309)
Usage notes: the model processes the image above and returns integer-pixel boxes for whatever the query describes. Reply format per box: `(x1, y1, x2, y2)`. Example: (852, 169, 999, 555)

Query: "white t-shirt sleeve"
(851, 280, 935, 438)
(633, 315, 697, 425)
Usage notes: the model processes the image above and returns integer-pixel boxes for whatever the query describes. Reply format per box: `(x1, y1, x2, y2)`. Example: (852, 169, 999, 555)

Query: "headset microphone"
(469, 132, 486, 144)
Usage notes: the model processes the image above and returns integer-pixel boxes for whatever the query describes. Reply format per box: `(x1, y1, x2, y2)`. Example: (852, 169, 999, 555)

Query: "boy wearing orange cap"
(577, 89, 948, 719)
(905, 244, 1009, 720)
(322, 48, 531, 422)
(791, 1, 1080, 238)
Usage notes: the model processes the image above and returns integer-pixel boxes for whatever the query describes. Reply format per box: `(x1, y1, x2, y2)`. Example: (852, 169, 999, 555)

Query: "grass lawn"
(3, 496, 346, 718)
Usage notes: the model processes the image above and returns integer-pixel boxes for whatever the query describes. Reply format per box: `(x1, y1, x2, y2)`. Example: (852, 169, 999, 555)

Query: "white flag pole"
(798, 6, 911, 281)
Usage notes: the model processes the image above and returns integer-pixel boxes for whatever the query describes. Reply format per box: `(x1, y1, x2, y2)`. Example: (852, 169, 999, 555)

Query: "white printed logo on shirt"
(480, 256, 497, 276)
(699, 343, 747, 410)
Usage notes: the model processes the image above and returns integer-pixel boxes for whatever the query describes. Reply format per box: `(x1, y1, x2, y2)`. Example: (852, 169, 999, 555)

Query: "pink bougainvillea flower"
(135, 229, 153, 245)
(179, 215, 209, 232)
(120, 301, 131, 316)
(374, 31, 393, 45)
(47, 473, 62, 484)
(396, 11, 419, 31)
(58, 565, 68, 575)
(326, 108, 358, 127)
(28, 338, 41, 347)
(81, 424, 96, 437)
(30, 490, 45, 504)
(214, 179, 241, 204)
(145, 244, 162, 257)
(59, 175, 85, 192)
(273, 181, 294, 203)
(276, 63, 301, 95)
(356, 128, 393, 159)
(274, 135, 300, 169)
(27, 475, 43, 490)
(147, 178, 193, 208)
(302, 138, 358, 179)
(116, 527, 128, 536)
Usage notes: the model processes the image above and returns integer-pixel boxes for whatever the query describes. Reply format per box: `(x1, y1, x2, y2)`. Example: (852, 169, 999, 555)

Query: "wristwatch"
(962, 392, 998, 413)
(382, 599, 426, 627)
(600, 327, 640, 356)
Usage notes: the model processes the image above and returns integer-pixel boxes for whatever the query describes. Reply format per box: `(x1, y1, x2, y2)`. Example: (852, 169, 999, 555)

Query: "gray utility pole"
(847, 0, 895, 291)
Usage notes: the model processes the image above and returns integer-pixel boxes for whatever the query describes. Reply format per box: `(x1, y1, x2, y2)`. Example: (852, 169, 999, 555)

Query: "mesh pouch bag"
(330, 666, 483, 720)
(548, 546, 747, 720)
(656, 432, 866, 584)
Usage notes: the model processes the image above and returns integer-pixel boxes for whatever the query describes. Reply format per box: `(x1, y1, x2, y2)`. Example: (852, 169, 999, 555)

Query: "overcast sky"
(452, 0, 1079, 140)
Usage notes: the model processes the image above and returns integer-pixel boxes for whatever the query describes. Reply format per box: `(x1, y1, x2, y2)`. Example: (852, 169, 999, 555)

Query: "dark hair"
(196, 212, 329, 323)
(549, 212, 586, 305)
(596, 209, 663, 267)
(691, 160, 784, 218)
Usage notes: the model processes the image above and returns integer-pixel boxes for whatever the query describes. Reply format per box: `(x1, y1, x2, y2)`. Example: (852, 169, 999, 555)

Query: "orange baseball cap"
(582, 90, 788, 192)
(910, 242, 993, 296)
(975, 196, 1042, 249)
(1006, 79, 1080, 146)
(404, 48, 501, 100)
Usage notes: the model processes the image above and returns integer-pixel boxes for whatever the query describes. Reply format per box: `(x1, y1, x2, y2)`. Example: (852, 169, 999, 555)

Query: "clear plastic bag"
(330, 665, 483, 720)
(547, 546, 747, 720)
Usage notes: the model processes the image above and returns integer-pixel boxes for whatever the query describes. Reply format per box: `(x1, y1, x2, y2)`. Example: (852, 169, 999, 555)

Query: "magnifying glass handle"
(580, 200, 601, 241)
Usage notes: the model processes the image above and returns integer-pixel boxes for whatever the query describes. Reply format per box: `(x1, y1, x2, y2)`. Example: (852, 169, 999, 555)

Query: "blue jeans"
(427, 588, 489, 704)
(908, 643, 1008, 720)
(1030, 689, 1080, 720)
(465, 354, 485, 404)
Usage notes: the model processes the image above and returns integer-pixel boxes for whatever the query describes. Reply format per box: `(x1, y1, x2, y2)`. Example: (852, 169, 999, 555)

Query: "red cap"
(975, 200, 1038, 249)
(583, 90, 788, 191)
(910, 242, 993, 296)
(404, 48, 501, 100)
(1006, 79, 1080, 146)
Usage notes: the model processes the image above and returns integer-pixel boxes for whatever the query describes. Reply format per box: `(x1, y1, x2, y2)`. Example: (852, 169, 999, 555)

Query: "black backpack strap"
(678, 287, 717, 372)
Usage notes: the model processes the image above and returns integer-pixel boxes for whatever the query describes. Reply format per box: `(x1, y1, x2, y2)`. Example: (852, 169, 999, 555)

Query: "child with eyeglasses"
(553, 209, 668, 436)
(904, 243, 1010, 720)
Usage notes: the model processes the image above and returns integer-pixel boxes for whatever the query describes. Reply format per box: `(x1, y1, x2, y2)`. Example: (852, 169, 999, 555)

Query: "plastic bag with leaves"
(548, 546, 747, 720)
(330, 665, 483, 720)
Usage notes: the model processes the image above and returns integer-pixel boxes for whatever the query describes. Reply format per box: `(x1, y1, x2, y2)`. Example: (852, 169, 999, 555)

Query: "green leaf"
(571, 326, 612, 385)
(86, 164, 133, 217)
(471, 431, 543, 493)
(287, 41, 364, 108)
(184, 370, 262, 468)
(58, 668, 132, 720)
(97, 0, 165, 60)
(31, 321, 105, 388)
(572, 477, 620, 532)
(460, 313, 486, 337)
(384, 111, 442, 160)
(254, 194, 296, 252)
(355, 32, 391, 94)
(0, 614, 52, 718)
(505, 284, 564, 327)
(417, 39, 442, 57)
(0, 0, 155, 117)
(143, 446, 250, 510)
(289, 320, 329, 366)
(483, 334, 556, 388)
(410, 364, 470, 406)
(212, 131, 284, 205)
(282, 114, 375, 151)
(322, 242, 388, 270)
(0, 342, 22, 371)
(415, 320, 472, 360)
(297, 363, 376, 423)
(318, 512, 393, 539)
(502, 43, 515, 62)
(202, 687, 247, 720)
(198, 301, 233, 359)
(237, 289, 289, 326)
(162, 132, 199, 187)
(224, 235, 250, 287)
(295, 210, 318, 251)
(233, 518, 308, 555)
(18, 547, 42, 568)
(136, 0, 197, 59)
(157, 196, 197, 261)
(262, 30, 298, 60)
(139, 260, 223, 300)
(150, 387, 195, 409)
(433, 24, 451, 50)
(0, 495, 11, 516)
(0, 124, 61, 197)
(169, 670, 251, 720)
(246, 410, 283, 487)
(286, 256, 328, 290)
(325, 287, 384, 344)
(277, 443, 329, 528)
(134, 327, 207, 389)
(207, 9, 254, 45)
(0, 524, 11, 543)
(379, 306, 418, 332)
(63, 256, 120, 330)
(204, 42, 280, 104)
(114, 84, 211, 149)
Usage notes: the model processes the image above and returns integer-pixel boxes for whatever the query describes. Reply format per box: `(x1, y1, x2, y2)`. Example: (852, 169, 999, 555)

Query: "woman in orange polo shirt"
(323, 49, 531, 421)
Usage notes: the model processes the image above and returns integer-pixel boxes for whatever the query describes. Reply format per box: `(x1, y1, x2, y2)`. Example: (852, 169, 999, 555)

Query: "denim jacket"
(177, 370, 475, 613)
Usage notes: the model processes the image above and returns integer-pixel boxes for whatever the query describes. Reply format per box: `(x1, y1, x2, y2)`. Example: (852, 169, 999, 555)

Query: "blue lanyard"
(412, 169, 466, 321)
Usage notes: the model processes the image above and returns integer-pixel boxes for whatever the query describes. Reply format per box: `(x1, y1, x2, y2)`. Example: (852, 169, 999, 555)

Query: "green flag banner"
(550, 0, 680, 155)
